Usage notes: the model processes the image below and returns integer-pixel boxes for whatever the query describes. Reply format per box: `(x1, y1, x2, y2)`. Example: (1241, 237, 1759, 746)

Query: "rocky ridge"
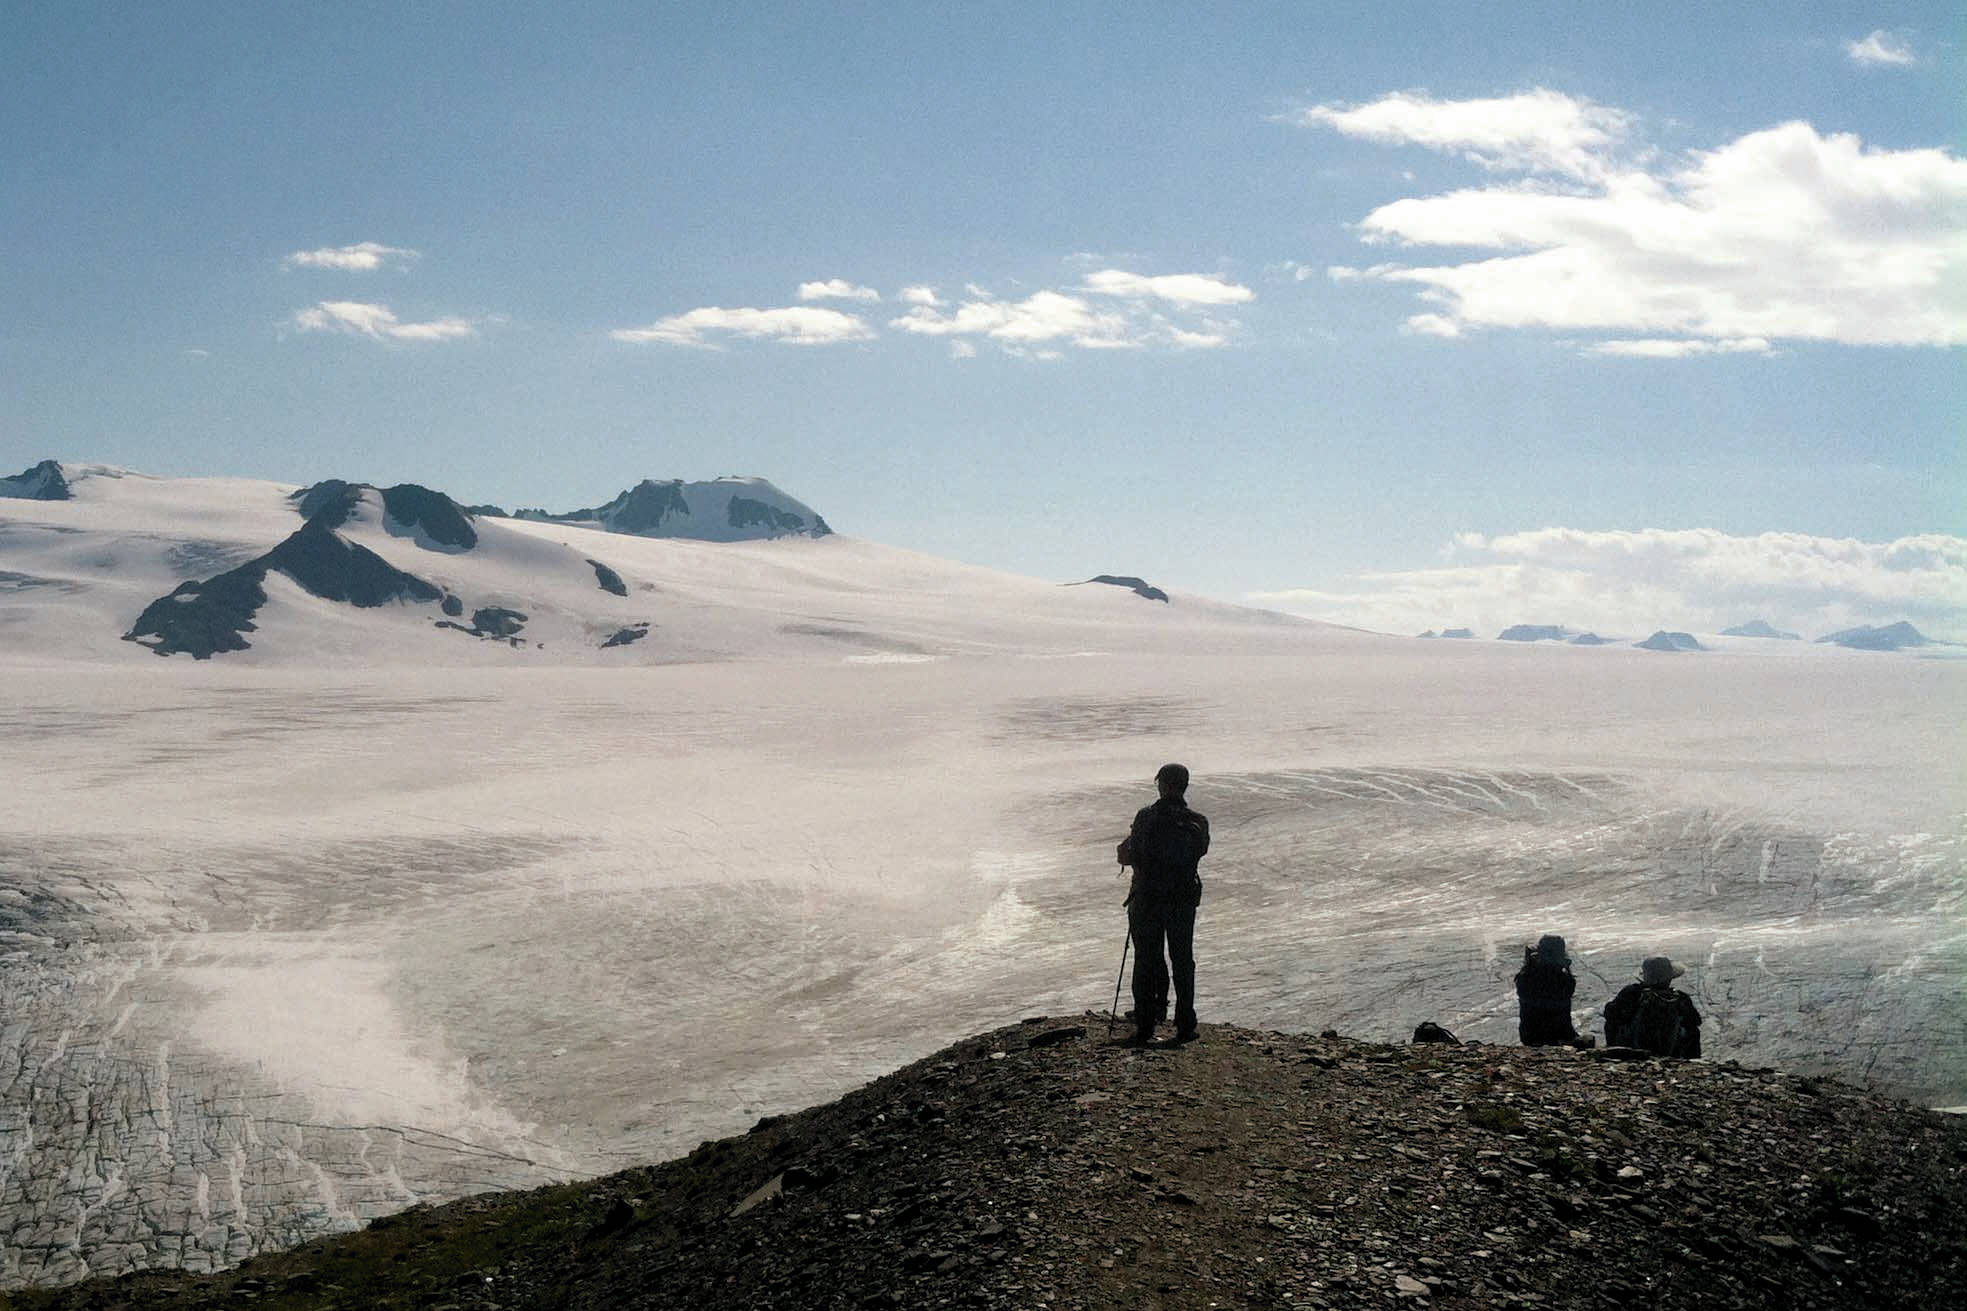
(8, 1017, 1960, 1311)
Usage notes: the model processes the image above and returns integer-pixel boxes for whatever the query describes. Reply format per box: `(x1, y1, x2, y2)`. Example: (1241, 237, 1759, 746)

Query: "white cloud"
(283, 242, 418, 272)
(1401, 313, 1463, 338)
(889, 290, 1135, 348)
(948, 340, 977, 359)
(1248, 528, 1967, 639)
(1082, 268, 1255, 306)
(889, 280, 1239, 354)
(900, 285, 942, 306)
(797, 278, 881, 302)
(1583, 337, 1771, 358)
(290, 301, 476, 342)
(1846, 30, 1915, 66)
(1291, 88, 1634, 180)
(610, 305, 874, 348)
(1301, 95, 1967, 350)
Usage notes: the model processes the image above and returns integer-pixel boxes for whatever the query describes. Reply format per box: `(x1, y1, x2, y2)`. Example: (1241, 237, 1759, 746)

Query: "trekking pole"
(1108, 930, 1132, 1037)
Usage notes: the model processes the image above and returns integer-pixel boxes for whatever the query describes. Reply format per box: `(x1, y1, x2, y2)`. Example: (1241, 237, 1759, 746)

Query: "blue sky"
(3, 2, 1962, 636)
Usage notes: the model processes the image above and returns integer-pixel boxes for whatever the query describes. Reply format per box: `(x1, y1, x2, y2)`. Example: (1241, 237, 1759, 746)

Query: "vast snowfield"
(2, 468, 1963, 1286)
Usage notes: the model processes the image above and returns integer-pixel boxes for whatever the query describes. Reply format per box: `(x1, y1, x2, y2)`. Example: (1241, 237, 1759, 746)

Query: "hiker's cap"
(1155, 762, 1189, 790)
(1534, 934, 1569, 966)
(1640, 956, 1685, 986)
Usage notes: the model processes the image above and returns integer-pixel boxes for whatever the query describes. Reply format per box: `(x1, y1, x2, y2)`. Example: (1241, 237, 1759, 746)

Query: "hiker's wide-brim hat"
(1640, 956, 1685, 985)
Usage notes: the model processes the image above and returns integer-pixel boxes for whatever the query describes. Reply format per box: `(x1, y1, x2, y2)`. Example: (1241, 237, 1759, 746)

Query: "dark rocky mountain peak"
(1637, 630, 1705, 652)
(0, 459, 73, 501)
(124, 516, 442, 659)
(288, 480, 478, 550)
(1722, 619, 1801, 640)
(514, 477, 831, 541)
(1079, 574, 1170, 603)
(1498, 624, 1568, 642)
(1816, 621, 1927, 651)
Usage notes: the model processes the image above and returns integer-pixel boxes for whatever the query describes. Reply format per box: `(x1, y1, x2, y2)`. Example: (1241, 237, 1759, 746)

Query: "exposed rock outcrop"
(588, 559, 628, 597)
(1637, 631, 1705, 652)
(1080, 575, 1170, 603)
(18, 1018, 1964, 1309)
(515, 477, 832, 542)
(1498, 624, 1568, 642)
(0, 459, 73, 501)
(1816, 621, 1927, 651)
(124, 513, 443, 658)
(1722, 620, 1800, 640)
(288, 480, 478, 550)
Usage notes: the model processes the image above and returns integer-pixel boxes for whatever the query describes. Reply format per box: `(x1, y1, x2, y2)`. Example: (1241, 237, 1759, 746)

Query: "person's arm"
(1192, 812, 1210, 858)
(1117, 806, 1150, 866)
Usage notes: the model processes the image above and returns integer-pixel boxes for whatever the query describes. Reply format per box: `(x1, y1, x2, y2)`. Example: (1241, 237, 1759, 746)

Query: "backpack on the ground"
(1628, 987, 1687, 1056)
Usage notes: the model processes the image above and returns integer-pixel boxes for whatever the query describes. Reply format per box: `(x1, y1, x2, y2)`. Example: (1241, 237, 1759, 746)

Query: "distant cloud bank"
(1249, 528, 1967, 640)
(1302, 88, 1967, 354)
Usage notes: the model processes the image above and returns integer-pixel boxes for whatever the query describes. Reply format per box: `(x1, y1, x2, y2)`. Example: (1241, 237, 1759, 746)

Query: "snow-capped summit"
(508, 476, 830, 542)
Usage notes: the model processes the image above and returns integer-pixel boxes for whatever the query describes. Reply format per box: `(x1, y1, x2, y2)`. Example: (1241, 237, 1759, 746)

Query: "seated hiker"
(1604, 955, 1702, 1058)
(1515, 933, 1581, 1047)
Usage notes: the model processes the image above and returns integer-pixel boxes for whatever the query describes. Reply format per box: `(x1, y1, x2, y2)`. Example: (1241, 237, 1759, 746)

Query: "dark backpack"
(1138, 805, 1208, 899)
(1628, 987, 1687, 1057)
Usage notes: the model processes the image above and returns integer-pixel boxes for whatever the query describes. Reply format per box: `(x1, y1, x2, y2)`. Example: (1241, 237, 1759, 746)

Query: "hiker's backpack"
(1137, 805, 1208, 900)
(1629, 987, 1687, 1057)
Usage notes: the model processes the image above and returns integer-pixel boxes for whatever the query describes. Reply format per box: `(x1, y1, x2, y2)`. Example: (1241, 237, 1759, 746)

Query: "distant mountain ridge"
(0, 461, 1296, 665)
(1723, 619, 1801, 640)
(1817, 621, 1928, 651)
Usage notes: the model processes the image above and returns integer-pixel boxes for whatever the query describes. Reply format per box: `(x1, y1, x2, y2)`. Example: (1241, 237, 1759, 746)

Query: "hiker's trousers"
(1128, 898, 1197, 1034)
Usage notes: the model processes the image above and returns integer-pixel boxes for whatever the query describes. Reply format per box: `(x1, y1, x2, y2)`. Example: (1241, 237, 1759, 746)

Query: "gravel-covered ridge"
(6, 1017, 1962, 1310)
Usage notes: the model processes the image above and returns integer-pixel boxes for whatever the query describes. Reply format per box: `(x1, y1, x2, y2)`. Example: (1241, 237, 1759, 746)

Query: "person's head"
(1640, 956, 1685, 987)
(1155, 762, 1189, 800)
(1534, 934, 1570, 967)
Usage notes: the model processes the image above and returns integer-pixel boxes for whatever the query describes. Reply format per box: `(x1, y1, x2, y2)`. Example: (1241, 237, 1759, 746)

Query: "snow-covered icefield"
(2, 473, 1963, 1285)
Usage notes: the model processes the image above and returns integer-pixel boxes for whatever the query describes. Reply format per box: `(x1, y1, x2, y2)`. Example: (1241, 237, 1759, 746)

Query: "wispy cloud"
(1846, 30, 1915, 67)
(290, 301, 476, 342)
(1249, 528, 1967, 639)
(1303, 91, 1967, 352)
(899, 285, 942, 306)
(889, 271, 1248, 354)
(889, 290, 1136, 349)
(797, 278, 881, 302)
(1082, 269, 1254, 306)
(1583, 337, 1772, 358)
(1289, 88, 1634, 181)
(610, 305, 874, 348)
(283, 242, 418, 272)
